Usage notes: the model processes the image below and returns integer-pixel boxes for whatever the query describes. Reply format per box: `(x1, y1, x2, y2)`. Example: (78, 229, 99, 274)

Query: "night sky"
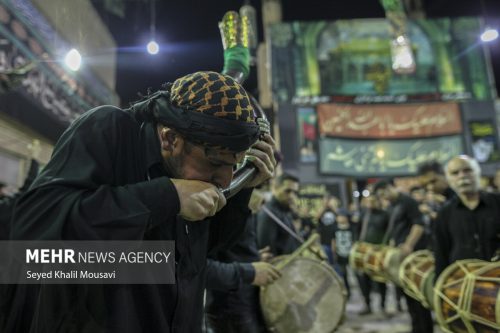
(91, 0, 500, 105)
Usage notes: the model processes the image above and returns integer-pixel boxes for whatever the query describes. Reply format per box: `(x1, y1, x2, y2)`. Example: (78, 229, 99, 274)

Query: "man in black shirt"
(356, 195, 390, 314)
(7, 71, 276, 333)
(417, 160, 455, 200)
(434, 155, 500, 278)
(373, 180, 426, 257)
(257, 173, 300, 256)
(205, 189, 279, 333)
(374, 179, 432, 333)
(317, 195, 340, 265)
(332, 209, 354, 298)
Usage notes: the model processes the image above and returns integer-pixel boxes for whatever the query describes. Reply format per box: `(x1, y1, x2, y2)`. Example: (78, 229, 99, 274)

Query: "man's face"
(274, 180, 299, 208)
(166, 141, 245, 189)
(446, 158, 480, 196)
(375, 186, 394, 203)
(410, 188, 426, 203)
(328, 197, 340, 210)
(337, 215, 349, 225)
(364, 196, 379, 209)
(419, 171, 448, 194)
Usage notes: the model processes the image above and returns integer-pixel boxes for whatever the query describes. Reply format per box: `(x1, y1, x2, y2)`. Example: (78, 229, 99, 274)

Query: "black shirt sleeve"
(208, 188, 253, 254)
(11, 107, 180, 240)
(205, 259, 255, 291)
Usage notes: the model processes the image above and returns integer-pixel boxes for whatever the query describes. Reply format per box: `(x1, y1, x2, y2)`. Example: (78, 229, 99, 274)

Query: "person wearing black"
(316, 195, 340, 266)
(331, 209, 355, 298)
(205, 189, 279, 333)
(257, 173, 300, 256)
(7, 71, 276, 333)
(434, 155, 500, 278)
(356, 194, 390, 315)
(417, 160, 455, 201)
(374, 179, 433, 333)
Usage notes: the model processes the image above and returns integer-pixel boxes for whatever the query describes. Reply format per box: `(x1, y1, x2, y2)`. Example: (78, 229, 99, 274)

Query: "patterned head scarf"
(132, 71, 260, 152)
(171, 71, 254, 123)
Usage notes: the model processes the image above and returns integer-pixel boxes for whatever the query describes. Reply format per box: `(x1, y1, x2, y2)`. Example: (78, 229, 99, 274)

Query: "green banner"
(319, 136, 463, 176)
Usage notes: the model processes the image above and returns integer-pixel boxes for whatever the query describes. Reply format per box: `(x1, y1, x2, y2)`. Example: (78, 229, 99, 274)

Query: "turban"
(132, 71, 260, 152)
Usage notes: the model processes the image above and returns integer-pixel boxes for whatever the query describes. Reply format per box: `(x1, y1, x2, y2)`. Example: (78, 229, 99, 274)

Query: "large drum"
(260, 256, 346, 333)
(434, 259, 500, 333)
(349, 242, 401, 284)
(399, 250, 435, 309)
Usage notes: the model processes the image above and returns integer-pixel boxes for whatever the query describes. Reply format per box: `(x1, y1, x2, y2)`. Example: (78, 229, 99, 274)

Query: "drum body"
(349, 241, 372, 272)
(399, 250, 435, 309)
(349, 241, 401, 284)
(260, 257, 346, 333)
(434, 259, 500, 333)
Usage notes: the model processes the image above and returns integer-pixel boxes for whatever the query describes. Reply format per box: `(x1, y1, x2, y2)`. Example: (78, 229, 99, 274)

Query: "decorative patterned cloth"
(171, 71, 254, 123)
(131, 71, 259, 152)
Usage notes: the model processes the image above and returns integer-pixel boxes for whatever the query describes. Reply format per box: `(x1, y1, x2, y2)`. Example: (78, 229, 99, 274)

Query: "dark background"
(90, 0, 500, 105)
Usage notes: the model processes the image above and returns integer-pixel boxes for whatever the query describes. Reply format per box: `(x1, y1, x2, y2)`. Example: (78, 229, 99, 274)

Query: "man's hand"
(258, 246, 273, 262)
(171, 179, 226, 221)
(251, 262, 281, 286)
(398, 243, 413, 258)
(243, 134, 277, 189)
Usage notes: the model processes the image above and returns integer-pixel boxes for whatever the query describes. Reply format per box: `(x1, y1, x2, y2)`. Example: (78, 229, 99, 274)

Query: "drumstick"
(274, 234, 320, 271)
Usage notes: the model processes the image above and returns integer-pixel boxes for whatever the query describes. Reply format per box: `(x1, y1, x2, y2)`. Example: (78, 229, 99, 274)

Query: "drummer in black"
(257, 173, 301, 256)
(356, 194, 390, 314)
(317, 195, 340, 266)
(433, 155, 500, 278)
(374, 179, 433, 333)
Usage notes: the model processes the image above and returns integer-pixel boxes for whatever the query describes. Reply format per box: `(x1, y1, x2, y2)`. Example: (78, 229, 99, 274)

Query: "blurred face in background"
(410, 188, 426, 203)
(364, 195, 380, 210)
(328, 196, 340, 211)
(446, 156, 481, 196)
(375, 184, 397, 203)
(336, 214, 349, 226)
(419, 171, 448, 194)
(273, 179, 299, 209)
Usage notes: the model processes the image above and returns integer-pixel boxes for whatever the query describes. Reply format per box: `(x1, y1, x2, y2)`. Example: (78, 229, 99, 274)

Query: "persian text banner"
(319, 136, 463, 176)
(317, 102, 462, 138)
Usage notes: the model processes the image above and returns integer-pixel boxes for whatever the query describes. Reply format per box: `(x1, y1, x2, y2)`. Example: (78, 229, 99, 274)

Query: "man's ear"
(158, 127, 184, 156)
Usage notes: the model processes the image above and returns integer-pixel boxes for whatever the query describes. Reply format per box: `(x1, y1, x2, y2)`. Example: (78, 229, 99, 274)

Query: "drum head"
(260, 257, 346, 333)
(398, 250, 434, 308)
(383, 248, 402, 285)
(434, 259, 500, 333)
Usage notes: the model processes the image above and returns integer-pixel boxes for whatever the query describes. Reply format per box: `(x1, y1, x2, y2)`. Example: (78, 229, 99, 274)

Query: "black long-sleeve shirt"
(433, 192, 500, 278)
(6, 106, 252, 333)
(387, 193, 425, 248)
(256, 198, 300, 256)
(205, 214, 260, 316)
(359, 208, 389, 244)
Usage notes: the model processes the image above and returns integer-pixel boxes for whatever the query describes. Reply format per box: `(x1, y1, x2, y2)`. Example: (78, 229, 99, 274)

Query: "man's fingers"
(247, 154, 273, 178)
(207, 187, 226, 216)
(268, 267, 281, 280)
(259, 246, 271, 253)
(250, 140, 276, 168)
(261, 133, 276, 149)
